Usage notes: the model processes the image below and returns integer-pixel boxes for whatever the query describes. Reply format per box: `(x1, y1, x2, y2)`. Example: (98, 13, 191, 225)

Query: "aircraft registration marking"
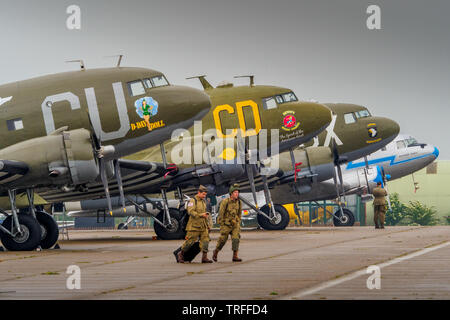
(213, 100, 261, 138)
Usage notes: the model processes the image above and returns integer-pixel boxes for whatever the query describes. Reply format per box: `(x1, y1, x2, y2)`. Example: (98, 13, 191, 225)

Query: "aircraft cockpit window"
(151, 75, 169, 87)
(355, 110, 371, 118)
(396, 140, 407, 149)
(282, 92, 298, 103)
(344, 113, 356, 124)
(143, 79, 153, 89)
(406, 137, 418, 146)
(275, 96, 284, 104)
(127, 80, 146, 97)
(263, 97, 277, 110)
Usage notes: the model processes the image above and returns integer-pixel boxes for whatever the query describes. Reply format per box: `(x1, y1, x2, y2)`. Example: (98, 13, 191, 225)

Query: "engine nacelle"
(0, 128, 99, 189)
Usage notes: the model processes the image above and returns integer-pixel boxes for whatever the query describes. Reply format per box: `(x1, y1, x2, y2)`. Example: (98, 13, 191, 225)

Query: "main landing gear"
(0, 189, 59, 251)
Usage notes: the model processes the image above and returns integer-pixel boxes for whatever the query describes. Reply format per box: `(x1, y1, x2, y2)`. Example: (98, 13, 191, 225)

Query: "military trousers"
(181, 230, 210, 253)
(216, 223, 240, 251)
(374, 205, 386, 226)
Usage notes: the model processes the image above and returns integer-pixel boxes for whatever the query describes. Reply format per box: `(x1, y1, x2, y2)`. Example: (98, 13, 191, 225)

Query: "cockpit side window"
(262, 97, 277, 110)
(396, 140, 407, 149)
(282, 92, 298, 103)
(355, 110, 371, 118)
(127, 80, 146, 97)
(151, 75, 169, 87)
(406, 137, 418, 146)
(344, 113, 356, 124)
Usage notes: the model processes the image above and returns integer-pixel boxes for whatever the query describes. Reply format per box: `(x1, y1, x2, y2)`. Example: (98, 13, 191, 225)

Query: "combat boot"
(380, 223, 385, 229)
(177, 250, 185, 263)
(375, 223, 380, 229)
(212, 249, 219, 262)
(232, 251, 242, 262)
(202, 252, 213, 263)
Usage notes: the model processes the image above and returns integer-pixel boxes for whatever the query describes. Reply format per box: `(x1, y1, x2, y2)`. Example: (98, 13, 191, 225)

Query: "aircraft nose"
(432, 146, 439, 159)
(374, 117, 400, 142)
(171, 85, 212, 120)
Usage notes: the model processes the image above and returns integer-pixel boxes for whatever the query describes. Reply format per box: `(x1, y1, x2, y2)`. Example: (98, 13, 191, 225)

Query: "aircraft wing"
(37, 159, 180, 203)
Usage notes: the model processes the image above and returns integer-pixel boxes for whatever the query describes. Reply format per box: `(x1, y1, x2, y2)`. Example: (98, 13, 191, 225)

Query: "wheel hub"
(165, 218, 179, 233)
(13, 225, 30, 244)
(270, 212, 282, 225)
(340, 214, 349, 224)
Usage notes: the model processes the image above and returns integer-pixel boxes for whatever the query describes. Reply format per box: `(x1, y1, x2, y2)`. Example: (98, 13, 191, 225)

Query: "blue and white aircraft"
(244, 134, 439, 226)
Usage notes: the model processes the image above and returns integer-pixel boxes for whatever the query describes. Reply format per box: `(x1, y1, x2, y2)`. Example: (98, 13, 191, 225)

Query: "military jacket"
(218, 197, 242, 226)
(186, 195, 209, 231)
(372, 187, 387, 205)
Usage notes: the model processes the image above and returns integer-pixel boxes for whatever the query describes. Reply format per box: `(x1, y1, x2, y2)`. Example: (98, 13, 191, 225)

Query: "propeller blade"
(114, 159, 126, 213)
(99, 159, 113, 216)
(246, 164, 259, 207)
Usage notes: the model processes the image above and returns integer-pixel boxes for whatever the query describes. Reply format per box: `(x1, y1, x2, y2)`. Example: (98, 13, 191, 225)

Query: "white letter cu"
(366, 265, 381, 290)
(366, 5, 381, 30)
(66, 265, 81, 290)
(66, 5, 81, 30)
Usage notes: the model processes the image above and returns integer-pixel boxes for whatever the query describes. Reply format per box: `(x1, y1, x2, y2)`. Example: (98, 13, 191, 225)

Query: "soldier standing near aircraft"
(372, 182, 387, 229)
(177, 185, 213, 263)
(213, 184, 243, 262)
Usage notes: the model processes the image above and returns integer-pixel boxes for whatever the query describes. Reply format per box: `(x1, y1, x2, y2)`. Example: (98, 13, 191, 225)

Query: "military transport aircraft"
(63, 79, 399, 240)
(40, 75, 334, 240)
(251, 134, 438, 227)
(0, 65, 212, 251)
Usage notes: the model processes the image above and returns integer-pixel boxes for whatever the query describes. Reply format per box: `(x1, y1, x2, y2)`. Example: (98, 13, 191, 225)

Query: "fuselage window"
(262, 97, 277, 110)
(127, 80, 146, 97)
(151, 75, 169, 87)
(344, 113, 356, 124)
(7, 118, 23, 131)
(396, 140, 407, 149)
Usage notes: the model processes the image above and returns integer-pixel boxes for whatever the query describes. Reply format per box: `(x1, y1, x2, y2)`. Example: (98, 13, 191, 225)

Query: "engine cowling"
(0, 128, 99, 189)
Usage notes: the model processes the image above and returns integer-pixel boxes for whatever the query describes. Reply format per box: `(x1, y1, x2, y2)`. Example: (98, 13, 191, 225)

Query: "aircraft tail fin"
(186, 75, 214, 90)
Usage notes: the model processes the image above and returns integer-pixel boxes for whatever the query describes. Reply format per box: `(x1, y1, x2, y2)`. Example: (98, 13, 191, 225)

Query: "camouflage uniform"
(215, 197, 242, 252)
(372, 186, 387, 228)
(181, 195, 210, 253)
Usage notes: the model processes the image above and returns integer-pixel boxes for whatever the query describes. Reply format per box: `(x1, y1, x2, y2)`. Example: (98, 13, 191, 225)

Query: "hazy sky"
(1, 0, 449, 157)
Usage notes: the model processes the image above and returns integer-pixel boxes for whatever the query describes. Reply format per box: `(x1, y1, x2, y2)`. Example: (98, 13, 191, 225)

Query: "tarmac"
(0, 226, 449, 300)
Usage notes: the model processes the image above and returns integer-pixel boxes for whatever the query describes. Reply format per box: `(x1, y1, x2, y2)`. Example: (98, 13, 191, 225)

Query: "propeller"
(87, 112, 115, 216)
(331, 138, 348, 202)
(236, 134, 259, 207)
(330, 138, 350, 218)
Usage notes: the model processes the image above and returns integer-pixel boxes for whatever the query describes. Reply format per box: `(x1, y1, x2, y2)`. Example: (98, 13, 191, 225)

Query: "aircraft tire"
(118, 223, 128, 230)
(36, 211, 59, 249)
(0, 214, 42, 251)
(257, 204, 290, 230)
(154, 209, 187, 240)
(333, 208, 355, 227)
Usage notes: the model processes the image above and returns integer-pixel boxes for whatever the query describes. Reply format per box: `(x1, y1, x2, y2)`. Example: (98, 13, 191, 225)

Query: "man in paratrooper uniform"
(177, 185, 213, 263)
(213, 184, 243, 262)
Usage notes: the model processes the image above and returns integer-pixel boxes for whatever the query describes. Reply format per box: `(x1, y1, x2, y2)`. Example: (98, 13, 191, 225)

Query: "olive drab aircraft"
(59, 75, 334, 238)
(64, 78, 399, 240)
(0, 65, 212, 251)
